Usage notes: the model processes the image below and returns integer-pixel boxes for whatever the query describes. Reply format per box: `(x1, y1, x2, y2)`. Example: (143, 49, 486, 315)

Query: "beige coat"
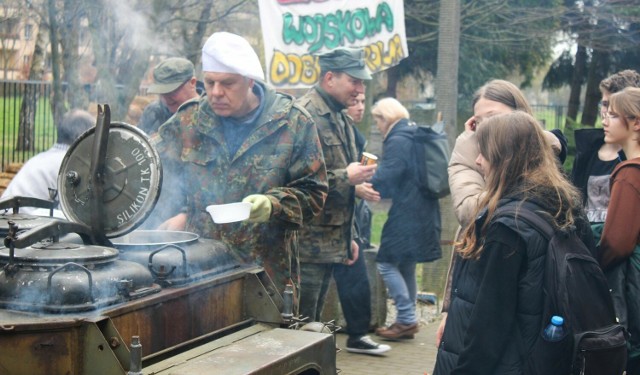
(448, 129, 487, 229)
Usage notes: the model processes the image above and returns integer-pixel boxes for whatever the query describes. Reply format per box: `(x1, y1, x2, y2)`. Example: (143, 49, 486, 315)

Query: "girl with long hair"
(434, 111, 592, 374)
(437, 79, 566, 345)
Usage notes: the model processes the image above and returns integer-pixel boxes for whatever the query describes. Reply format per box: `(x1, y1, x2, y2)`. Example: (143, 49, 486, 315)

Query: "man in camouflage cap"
(138, 57, 200, 136)
(296, 47, 390, 355)
(153, 32, 328, 300)
(138, 57, 201, 229)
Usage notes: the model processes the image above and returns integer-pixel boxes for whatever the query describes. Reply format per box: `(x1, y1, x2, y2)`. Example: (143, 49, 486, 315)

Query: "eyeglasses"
(601, 112, 619, 120)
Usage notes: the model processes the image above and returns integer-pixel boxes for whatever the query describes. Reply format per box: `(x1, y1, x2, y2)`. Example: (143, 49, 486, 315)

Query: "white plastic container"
(206, 202, 252, 224)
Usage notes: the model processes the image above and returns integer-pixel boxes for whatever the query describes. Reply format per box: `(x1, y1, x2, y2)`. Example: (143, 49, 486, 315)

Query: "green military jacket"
(296, 86, 358, 263)
(154, 83, 328, 292)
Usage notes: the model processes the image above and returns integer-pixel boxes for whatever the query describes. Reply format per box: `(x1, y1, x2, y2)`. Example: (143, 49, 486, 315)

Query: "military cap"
(317, 47, 372, 80)
(147, 57, 195, 95)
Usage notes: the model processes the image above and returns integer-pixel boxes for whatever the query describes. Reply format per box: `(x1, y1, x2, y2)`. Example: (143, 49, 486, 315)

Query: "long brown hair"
(457, 111, 580, 259)
(472, 79, 533, 115)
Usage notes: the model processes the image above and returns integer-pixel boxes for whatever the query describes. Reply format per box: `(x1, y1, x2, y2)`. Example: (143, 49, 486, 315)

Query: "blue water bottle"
(542, 315, 566, 342)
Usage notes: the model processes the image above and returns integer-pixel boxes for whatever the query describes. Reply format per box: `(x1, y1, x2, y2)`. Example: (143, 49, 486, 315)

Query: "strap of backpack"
(494, 202, 555, 241)
(495, 201, 555, 375)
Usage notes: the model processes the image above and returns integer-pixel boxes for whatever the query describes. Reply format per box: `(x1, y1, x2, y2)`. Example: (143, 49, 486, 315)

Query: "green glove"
(242, 194, 272, 223)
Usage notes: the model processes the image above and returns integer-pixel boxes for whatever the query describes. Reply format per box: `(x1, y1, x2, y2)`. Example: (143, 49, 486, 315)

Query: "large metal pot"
(111, 230, 243, 286)
(0, 240, 160, 312)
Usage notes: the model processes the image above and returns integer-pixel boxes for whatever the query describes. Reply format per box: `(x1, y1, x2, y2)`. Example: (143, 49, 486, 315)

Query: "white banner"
(258, 0, 408, 89)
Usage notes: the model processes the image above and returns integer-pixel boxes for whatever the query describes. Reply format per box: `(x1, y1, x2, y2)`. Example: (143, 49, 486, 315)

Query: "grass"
(0, 96, 56, 167)
(371, 211, 387, 246)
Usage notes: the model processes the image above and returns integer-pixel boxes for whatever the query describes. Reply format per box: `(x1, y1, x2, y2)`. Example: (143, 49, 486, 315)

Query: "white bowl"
(206, 202, 252, 224)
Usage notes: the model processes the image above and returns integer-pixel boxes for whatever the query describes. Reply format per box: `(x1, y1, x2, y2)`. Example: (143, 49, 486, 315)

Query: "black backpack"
(496, 202, 627, 375)
(409, 122, 450, 199)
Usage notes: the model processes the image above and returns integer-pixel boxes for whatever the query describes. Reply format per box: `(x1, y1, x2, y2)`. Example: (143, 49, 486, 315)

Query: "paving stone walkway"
(335, 314, 442, 375)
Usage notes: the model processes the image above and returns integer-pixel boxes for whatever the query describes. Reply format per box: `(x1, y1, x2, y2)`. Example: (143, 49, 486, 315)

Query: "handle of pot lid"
(7, 219, 100, 249)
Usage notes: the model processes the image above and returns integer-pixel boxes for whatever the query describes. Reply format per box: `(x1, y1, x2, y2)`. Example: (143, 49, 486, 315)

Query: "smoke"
(104, 0, 180, 56)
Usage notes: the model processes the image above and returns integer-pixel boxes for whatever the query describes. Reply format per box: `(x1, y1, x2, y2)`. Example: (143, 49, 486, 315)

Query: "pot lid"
(57, 121, 162, 238)
(0, 213, 57, 234)
(0, 242, 119, 265)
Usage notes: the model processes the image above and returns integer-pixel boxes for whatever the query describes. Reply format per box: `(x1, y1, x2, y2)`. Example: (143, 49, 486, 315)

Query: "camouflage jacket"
(153, 83, 328, 290)
(296, 87, 358, 263)
(138, 100, 172, 136)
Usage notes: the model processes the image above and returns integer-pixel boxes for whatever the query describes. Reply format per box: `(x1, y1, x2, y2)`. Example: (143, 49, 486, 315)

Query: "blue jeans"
(377, 261, 417, 325)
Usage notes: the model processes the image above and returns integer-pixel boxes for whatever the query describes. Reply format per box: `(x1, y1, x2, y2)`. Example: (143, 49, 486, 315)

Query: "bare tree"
(550, 0, 640, 126)
(565, 45, 587, 126)
(79, 0, 249, 120)
(61, 0, 85, 110)
(48, 0, 64, 128)
(17, 7, 47, 152)
(435, 0, 461, 146)
(0, 1, 22, 80)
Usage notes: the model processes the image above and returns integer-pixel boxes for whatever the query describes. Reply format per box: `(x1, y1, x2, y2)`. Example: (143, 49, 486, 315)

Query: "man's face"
(203, 72, 254, 118)
(325, 72, 365, 107)
(160, 78, 196, 113)
(347, 93, 365, 123)
(600, 91, 611, 119)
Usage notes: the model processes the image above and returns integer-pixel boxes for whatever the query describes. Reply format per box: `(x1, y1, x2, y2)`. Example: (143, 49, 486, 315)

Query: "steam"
(104, 0, 179, 56)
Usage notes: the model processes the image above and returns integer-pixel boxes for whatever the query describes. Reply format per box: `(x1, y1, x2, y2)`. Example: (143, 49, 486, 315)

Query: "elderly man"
(154, 32, 328, 298)
(296, 48, 390, 355)
(138, 57, 200, 136)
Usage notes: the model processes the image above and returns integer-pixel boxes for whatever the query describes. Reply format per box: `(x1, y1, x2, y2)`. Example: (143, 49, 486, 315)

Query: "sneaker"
(375, 322, 419, 340)
(346, 335, 391, 355)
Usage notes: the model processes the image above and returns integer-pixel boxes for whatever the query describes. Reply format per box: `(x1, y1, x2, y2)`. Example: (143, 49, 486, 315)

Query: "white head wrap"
(202, 32, 264, 82)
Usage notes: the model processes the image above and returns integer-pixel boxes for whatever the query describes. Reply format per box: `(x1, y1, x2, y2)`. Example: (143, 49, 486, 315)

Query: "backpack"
(410, 122, 450, 199)
(495, 202, 627, 375)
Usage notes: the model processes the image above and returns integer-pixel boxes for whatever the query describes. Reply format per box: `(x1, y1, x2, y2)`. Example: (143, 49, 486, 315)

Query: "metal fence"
(531, 104, 566, 130)
(0, 82, 569, 172)
(0, 80, 57, 171)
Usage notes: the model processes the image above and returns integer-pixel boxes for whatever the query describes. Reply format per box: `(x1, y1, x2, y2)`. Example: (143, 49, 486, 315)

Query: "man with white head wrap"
(153, 32, 328, 300)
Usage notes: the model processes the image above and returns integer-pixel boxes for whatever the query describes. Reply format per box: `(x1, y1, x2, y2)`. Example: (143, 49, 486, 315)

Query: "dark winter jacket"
(371, 119, 442, 263)
(434, 197, 594, 375)
(571, 127, 624, 208)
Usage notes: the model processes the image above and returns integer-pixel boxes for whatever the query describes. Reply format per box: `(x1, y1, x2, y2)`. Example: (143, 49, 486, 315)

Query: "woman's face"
(475, 151, 491, 176)
(373, 114, 387, 134)
(473, 97, 514, 128)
